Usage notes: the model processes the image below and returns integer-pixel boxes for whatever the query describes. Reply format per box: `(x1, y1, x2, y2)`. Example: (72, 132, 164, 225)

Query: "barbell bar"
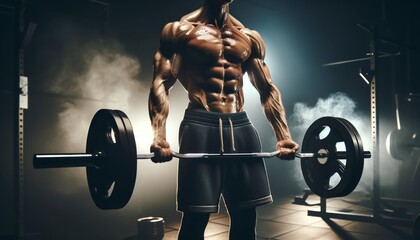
(33, 150, 371, 169)
(33, 109, 371, 209)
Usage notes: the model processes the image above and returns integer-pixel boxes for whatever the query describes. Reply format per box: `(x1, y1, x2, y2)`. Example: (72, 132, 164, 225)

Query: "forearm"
(148, 80, 170, 141)
(261, 84, 292, 141)
(149, 47, 176, 141)
(247, 58, 292, 141)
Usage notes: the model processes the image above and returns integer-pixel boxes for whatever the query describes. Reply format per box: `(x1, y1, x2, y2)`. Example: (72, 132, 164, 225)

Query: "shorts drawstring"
(228, 118, 236, 152)
(219, 118, 224, 153)
(218, 117, 236, 153)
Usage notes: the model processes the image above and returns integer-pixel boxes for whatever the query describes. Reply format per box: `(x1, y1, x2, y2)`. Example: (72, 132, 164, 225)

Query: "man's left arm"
(243, 29, 299, 158)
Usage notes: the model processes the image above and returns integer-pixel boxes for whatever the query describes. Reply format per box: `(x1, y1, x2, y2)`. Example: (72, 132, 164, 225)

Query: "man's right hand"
(150, 139, 173, 163)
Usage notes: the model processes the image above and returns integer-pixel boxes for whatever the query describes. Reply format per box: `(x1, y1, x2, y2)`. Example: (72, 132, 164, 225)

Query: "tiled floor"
(160, 193, 418, 240)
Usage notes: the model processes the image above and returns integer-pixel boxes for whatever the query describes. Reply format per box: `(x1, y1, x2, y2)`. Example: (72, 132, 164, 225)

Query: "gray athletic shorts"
(177, 109, 273, 213)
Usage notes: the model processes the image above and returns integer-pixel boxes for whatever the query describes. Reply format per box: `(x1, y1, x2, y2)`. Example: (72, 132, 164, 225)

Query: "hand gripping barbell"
(33, 109, 371, 209)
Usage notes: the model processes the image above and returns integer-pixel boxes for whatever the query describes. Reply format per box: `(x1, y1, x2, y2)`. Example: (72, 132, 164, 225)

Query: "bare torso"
(169, 19, 253, 113)
(149, 3, 299, 160)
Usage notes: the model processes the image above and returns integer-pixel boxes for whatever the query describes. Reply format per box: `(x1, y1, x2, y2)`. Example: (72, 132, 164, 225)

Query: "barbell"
(33, 109, 371, 209)
(386, 128, 420, 161)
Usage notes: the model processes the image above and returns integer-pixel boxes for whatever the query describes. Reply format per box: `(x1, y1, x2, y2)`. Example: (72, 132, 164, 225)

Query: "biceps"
(152, 51, 176, 91)
(246, 58, 275, 98)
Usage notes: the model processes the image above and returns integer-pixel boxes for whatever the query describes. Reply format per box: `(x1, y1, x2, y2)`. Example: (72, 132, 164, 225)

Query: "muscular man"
(149, 0, 299, 239)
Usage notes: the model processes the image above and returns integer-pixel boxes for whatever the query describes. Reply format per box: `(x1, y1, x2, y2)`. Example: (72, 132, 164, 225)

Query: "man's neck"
(201, 2, 230, 29)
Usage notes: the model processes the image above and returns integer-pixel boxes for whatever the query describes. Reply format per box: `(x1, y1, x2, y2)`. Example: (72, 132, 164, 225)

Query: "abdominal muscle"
(178, 64, 245, 113)
(185, 80, 243, 113)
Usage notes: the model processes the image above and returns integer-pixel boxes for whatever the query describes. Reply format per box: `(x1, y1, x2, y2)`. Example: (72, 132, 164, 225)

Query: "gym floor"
(161, 194, 416, 240)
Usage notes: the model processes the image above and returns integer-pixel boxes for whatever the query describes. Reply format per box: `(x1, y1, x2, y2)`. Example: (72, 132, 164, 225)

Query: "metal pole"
(15, 0, 26, 237)
(370, 30, 381, 220)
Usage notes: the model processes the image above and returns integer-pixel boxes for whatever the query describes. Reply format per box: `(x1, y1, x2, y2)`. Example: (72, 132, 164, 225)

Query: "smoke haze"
(48, 42, 140, 141)
(43, 38, 188, 225)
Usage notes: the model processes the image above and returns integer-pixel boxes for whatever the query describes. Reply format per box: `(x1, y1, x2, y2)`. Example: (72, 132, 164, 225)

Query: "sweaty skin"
(149, 0, 299, 162)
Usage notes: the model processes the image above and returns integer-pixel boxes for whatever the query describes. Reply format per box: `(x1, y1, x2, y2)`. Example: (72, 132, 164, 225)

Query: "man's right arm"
(148, 22, 178, 162)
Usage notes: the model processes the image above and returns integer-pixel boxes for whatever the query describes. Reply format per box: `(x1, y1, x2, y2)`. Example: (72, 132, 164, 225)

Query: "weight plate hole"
(329, 172, 341, 189)
(106, 127, 117, 144)
(319, 126, 331, 140)
(336, 141, 346, 151)
(108, 181, 115, 196)
(94, 181, 115, 199)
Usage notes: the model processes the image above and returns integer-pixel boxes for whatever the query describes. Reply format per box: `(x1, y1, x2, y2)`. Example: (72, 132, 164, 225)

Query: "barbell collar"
(295, 153, 317, 158)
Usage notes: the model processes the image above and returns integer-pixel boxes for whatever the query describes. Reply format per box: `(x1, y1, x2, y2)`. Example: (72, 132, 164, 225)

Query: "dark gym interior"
(1, 0, 420, 239)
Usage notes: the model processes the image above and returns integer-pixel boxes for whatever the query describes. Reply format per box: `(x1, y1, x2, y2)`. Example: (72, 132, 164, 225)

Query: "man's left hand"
(276, 139, 300, 160)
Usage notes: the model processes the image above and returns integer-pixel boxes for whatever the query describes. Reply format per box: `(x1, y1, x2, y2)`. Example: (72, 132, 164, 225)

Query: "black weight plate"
(86, 109, 137, 209)
(301, 117, 362, 198)
(386, 128, 413, 161)
(114, 109, 138, 201)
(335, 118, 365, 197)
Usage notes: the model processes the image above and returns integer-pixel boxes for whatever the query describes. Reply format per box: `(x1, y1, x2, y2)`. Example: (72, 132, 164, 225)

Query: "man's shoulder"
(161, 21, 194, 41)
(240, 28, 266, 59)
(228, 15, 264, 50)
(239, 28, 262, 44)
